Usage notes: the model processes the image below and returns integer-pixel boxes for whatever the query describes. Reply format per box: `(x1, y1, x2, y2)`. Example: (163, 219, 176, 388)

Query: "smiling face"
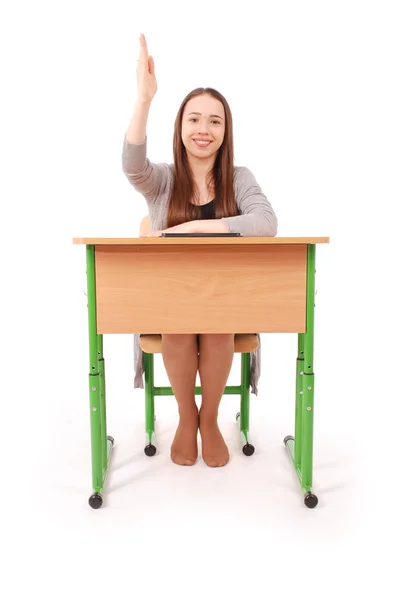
(181, 94, 226, 163)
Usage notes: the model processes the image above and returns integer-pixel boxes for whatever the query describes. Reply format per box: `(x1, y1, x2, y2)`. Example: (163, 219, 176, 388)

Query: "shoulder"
(157, 162, 174, 183)
(233, 165, 259, 189)
(234, 165, 256, 182)
(157, 162, 174, 180)
(152, 161, 174, 190)
(232, 165, 270, 209)
(153, 161, 174, 176)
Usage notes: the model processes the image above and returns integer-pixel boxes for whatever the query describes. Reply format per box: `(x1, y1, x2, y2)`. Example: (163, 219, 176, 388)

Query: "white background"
(1, 1, 400, 598)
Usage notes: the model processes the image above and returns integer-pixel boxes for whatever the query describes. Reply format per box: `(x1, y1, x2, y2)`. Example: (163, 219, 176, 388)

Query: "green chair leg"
(142, 345, 255, 458)
(236, 352, 255, 456)
(143, 352, 156, 456)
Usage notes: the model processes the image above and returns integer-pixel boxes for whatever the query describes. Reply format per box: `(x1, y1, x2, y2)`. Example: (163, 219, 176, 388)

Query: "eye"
(211, 120, 221, 125)
(189, 117, 198, 122)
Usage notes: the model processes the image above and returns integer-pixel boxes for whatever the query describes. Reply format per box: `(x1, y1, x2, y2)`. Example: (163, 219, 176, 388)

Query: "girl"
(123, 34, 278, 468)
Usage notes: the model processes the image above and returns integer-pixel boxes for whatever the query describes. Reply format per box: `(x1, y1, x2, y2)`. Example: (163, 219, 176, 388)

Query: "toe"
(171, 453, 197, 466)
(203, 453, 229, 468)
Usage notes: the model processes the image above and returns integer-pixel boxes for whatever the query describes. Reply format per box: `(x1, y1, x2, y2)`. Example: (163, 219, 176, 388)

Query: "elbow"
(260, 213, 278, 237)
(270, 215, 278, 237)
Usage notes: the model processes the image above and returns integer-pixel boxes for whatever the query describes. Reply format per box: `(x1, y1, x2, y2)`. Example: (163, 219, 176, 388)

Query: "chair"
(138, 216, 260, 457)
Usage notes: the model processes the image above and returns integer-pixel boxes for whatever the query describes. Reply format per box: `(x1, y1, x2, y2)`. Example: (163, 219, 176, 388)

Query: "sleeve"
(221, 166, 278, 237)
(122, 135, 171, 204)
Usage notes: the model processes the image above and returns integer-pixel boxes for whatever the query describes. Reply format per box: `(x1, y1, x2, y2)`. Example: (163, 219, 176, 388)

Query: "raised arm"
(125, 33, 157, 144)
(123, 34, 169, 200)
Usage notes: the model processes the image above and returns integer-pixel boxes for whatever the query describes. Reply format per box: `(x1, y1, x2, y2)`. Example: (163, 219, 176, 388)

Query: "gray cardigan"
(122, 135, 278, 395)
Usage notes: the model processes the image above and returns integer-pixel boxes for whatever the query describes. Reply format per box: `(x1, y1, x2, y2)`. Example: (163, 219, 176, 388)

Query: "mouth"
(192, 139, 212, 148)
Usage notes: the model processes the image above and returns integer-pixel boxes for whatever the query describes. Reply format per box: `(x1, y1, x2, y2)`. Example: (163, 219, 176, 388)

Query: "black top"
(198, 199, 216, 219)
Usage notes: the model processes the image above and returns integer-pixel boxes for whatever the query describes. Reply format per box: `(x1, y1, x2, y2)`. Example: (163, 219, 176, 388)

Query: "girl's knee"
(162, 333, 198, 346)
(198, 333, 235, 346)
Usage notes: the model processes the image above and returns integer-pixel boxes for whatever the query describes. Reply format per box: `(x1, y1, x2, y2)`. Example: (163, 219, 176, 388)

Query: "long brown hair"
(166, 87, 240, 228)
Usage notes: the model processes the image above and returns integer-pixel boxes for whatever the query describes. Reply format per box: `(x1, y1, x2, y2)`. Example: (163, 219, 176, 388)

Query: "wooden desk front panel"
(95, 244, 307, 334)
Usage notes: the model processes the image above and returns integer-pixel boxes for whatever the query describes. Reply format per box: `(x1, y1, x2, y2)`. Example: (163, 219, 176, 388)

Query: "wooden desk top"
(73, 236, 329, 245)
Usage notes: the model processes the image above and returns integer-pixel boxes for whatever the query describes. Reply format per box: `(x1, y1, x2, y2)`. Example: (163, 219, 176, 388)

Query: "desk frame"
(76, 237, 328, 509)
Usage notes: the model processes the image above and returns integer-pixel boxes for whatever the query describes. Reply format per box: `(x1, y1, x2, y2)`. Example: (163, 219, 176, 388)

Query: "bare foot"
(199, 412, 229, 467)
(170, 409, 199, 466)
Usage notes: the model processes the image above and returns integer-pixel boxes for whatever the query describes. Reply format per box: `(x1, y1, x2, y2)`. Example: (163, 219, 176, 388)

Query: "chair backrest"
(140, 215, 151, 236)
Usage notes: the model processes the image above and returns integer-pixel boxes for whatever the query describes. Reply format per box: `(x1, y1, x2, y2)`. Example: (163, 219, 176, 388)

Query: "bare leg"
(198, 333, 235, 467)
(162, 334, 199, 466)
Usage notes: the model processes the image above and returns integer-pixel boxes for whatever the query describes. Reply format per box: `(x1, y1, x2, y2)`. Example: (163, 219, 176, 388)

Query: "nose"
(198, 117, 210, 134)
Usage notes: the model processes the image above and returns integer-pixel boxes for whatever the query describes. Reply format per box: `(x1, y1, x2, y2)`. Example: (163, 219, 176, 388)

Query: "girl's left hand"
(140, 221, 196, 237)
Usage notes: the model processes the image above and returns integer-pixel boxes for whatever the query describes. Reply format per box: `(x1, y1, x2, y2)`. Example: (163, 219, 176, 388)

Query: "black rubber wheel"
(107, 435, 115, 445)
(242, 443, 255, 456)
(144, 444, 156, 457)
(283, 435, 294, 445)
(88, 493, 103, 509)
(304, 493, 318, 509)
(235, 412, 240, 421)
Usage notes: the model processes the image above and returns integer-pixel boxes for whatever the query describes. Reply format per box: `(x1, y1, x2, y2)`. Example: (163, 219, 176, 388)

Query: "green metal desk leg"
(284, 244, 319, 508)
(97, 335, 113, 471)
(86, 245, 114, 509)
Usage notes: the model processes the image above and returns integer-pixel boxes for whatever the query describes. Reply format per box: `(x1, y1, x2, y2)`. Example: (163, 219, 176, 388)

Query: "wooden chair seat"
(139, 333, 259, 354)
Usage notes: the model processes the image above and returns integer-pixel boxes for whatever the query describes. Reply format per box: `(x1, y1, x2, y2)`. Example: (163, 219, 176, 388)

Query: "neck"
(187, 153, 216, 178)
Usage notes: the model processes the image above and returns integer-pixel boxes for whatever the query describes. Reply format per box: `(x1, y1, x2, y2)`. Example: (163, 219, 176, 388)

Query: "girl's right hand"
(136, 33, 157, 103)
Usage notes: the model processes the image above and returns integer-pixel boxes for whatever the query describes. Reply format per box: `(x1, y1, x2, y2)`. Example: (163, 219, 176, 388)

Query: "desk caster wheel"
(88, 493, 103, 509)
(304, 493, 318, 509)
(107, 435, 114, 445)
(242, 443, 255, 456)
(144, 444, 156, 457)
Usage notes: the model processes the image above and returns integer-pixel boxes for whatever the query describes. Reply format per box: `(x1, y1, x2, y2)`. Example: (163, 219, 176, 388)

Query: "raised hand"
(136, 33, 157, 103)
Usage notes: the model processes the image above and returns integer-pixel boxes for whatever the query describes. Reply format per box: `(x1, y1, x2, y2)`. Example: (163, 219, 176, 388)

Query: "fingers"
(148, 55, 155, 75)
(138, 33, 148, 62)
